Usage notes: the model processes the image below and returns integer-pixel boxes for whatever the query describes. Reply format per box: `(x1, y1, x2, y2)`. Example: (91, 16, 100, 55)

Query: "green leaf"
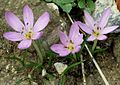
(45, 0, 52, 2)
(52, 0, 61, 5)
(16, 61, 42, 71)
(6, 55, 25, 66)
(61, 3, 72, 13)
(61, 0, 74, 4)
(61, 75, 66, 85)
(86, 0, 95, 13)
(93, 47, 108, 54)
(62, 61, 82, 75)
(14, 79, 23, 85)
(53, 0, 74, 4)
(52, 0, 74, 13)
(25, 61, 42, 70)
(78, 0, 85, 9)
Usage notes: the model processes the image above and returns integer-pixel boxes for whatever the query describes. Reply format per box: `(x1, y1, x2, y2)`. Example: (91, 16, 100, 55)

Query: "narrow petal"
(84, 10, 95, 27)
(87, 35, 96, 41)
(72, 46, 81, 54)
(69, 22, 80, 41)
(3, 32, 23, 41)
(97, 35, 107, 40)
(5, 11, 24, 32)
(77, 21, 92, 34)
(18, 40, 32, 49)
(73, 34, 83, 46)
(33, 12, 50, 32)
(59, 31, 69, 46)
(101, 26, 119, 34)
(50, 44, 70, 56)
(23, 5, 34, 29)
(32, 31, 43, 40)
(98, 8, 111, 28)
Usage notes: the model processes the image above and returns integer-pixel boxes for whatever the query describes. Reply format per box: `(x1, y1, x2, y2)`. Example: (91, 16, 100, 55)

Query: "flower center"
(93, 31, 100, 37)
(93, 26, 101, 37)
(67, 40, 74, 51)
(24, 31, 33, 40)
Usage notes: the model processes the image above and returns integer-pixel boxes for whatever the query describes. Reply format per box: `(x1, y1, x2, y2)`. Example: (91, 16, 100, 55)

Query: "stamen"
(93, 30, 100, 37)
(67, 42, 74, 51)
(70, 40, 74, 44)
(22, 28, 24, 30)
(26, 22, 29, 25)
(24, 31, 33, 40)
(93, 25, 101, 37)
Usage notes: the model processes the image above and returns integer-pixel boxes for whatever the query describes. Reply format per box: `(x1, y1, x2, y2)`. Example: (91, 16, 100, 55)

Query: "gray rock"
(93, 0, 120, 33)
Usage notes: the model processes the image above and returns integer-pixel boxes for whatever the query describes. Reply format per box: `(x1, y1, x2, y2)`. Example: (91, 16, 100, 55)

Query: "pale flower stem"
(81, 55, 86, 85)
(73, 53, 77, 60)
(67, 13, 73, 23)
(61, 74, 65, 85)
(92, 39, 98, 52)
(67, 13, 109, 85)
(33, 41, 43, 65)
(67, 13, 86, 36)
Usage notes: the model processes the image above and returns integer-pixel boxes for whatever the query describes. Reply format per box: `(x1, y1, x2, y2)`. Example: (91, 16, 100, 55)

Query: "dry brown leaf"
(116, 0, 120, 11)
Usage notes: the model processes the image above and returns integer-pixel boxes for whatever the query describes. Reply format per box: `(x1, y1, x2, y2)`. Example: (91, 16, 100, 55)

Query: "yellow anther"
(24, 31, 33, 39)
(93, 31, 100, 37)
(67, 43, 74, 51)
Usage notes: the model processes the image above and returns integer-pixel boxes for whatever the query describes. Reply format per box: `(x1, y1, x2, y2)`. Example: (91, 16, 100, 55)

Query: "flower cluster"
(3, 5, 119, 57)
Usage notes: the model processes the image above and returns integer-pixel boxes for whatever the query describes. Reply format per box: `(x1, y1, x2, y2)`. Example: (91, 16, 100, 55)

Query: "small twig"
(67, 13, 73, 23)
(67, 13, 86, 36)
(81, 55, 86, 85)
(85, 44, 109, 85)
(67, 13, 109, 85)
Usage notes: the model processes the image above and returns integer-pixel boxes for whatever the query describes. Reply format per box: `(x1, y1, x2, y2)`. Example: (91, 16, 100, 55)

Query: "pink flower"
(50, 22, 83, 56)
(3, 5, 50, 49)
(77, 8, 119, 41)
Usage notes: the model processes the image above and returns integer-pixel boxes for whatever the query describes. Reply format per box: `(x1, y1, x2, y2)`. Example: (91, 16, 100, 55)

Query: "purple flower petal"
(84, 10, 95, 27)
(69, 22, 80, 41)
(97, 35, 107, 40)
(87, 35, 96, 41)
(101, 26, 119, 34)
(98, 8, 111, 28)
(23, 5, 34, 29)
(77, 21, 92, 34)
(3, 32, 23, 41)
(50, 44, 70, 56)
(32, 31, 43, 40)
(18, 39, 32, 49)
(59, 31, 69, 46)
(5, 11, 24, 32)
(33, 12, 50, 32)
(72, 46, 81, 54)
(73, 34, 83, 46)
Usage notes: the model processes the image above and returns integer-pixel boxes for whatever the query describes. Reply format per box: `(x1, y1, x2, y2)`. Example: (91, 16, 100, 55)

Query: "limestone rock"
(93, 0, 120, 33)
